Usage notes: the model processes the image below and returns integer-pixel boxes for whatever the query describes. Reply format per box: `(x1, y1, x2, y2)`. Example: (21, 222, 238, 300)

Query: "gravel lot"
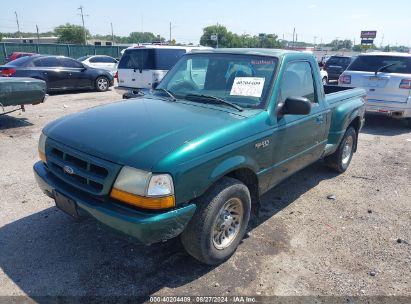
(0, 89, 410, 299)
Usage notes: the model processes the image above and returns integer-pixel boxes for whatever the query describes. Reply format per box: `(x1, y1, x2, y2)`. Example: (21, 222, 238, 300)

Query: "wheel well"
(226, 168, 260, 212)
(348, 117, 361, 151)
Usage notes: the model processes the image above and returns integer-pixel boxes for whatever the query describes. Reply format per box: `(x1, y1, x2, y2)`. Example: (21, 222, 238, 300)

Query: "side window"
(89, 57, 102, 63)
(190, 58, 209, 88)
(104, 57, 117, 63)
(59, 58, 84, 68)
(36, 57, 61, 67)
(280, 61, 316, 104)
(155, 49, 186, 70)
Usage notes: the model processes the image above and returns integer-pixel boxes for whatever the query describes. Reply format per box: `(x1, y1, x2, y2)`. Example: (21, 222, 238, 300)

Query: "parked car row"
(0, 55, 114, 93)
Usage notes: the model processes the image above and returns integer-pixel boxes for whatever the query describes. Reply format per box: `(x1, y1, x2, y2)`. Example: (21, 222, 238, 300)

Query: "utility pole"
(292, 27, 295, 49)
(169, 22, 172, 43)
(14, 11, 21, 41)
(111, 22, 114, 45)
(36, 25, 40, 42)
(78, 6, 88, 45)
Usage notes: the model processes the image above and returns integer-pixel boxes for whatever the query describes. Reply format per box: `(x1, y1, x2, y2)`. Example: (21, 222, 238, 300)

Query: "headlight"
(112, 166, 150, 196)
(38, 133, 47, 163)
(110, 166, 175, 210)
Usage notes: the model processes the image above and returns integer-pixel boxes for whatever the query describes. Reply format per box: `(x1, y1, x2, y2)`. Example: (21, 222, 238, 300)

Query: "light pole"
(78, 6, 88, 45)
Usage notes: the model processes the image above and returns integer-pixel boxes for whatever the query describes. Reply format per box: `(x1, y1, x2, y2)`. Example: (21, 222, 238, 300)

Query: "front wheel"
(95, 76, 109, 92)
(181, 177, 251, 265)
(325, 127, 357, 173)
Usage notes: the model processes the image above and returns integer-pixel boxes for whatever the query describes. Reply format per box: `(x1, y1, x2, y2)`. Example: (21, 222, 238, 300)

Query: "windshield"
(347, 55, 411, 74)
(155, 53, 278, 109)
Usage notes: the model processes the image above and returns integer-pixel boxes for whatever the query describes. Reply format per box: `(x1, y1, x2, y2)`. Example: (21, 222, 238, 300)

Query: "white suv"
(115, 45, 211, 97)
(339, 52, 411, 127)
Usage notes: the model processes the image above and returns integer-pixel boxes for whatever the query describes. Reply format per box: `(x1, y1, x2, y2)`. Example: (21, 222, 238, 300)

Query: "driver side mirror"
(279, 96, 312, 115)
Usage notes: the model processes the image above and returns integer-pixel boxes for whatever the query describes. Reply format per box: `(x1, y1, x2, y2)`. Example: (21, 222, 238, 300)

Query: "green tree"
(128, 32, 164, 43)
(200, 25, 282, 49)
(0, 33, 3, 42)
(55, 23, 90, 44)
(352, 44, 362, 52)
(200, 25, 230, 47)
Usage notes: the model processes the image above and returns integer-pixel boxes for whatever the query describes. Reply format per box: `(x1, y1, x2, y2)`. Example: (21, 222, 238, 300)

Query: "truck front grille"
(46, 139, 121, 196)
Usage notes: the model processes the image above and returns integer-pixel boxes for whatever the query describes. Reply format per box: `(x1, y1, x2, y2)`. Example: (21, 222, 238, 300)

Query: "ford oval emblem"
(63, 165, 75, 175)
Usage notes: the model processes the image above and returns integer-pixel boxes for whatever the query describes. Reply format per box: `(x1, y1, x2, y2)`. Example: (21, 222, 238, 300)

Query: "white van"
(115, 45, 211, 97)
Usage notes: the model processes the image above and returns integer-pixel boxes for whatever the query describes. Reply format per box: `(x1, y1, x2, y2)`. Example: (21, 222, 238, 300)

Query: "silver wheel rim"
(342, 135, 353, 166)
(98, 78, 108, 91)
(212, 198, 244, 250)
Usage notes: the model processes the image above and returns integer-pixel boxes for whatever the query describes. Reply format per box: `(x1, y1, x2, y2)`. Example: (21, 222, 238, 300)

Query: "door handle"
(316, 114, 324, 124)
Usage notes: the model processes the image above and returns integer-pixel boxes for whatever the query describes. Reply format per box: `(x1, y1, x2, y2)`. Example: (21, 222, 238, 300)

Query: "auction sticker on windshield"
(230, 77, 265, 97)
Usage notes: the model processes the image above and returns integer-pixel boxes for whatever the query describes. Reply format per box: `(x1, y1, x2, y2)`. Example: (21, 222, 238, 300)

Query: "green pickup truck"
(34, 49, 365, 265)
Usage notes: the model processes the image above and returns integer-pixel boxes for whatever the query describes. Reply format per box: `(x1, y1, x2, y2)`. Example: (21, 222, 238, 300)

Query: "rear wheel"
(181, 177, 251, 265)
(95, 76, 109, 92)
(325, 127, 357, 173)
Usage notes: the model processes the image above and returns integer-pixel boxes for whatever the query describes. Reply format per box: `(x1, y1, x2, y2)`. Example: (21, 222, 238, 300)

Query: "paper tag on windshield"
(230, 77, 265, 97)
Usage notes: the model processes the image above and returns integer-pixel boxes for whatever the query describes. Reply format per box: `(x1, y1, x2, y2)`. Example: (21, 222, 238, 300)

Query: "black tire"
(181, 177, 251, 265)
(325, 127, 357, 173)
(95, 76, 110, 92)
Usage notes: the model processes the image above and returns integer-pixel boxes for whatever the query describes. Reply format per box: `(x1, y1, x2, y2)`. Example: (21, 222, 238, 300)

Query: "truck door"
(271, 60, 328, 185)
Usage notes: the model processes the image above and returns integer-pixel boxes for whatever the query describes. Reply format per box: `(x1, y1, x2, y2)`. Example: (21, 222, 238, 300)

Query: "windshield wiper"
(154, 88, 177, 101)
(185, 94, 243, 112)
(375, 63, 398, 75)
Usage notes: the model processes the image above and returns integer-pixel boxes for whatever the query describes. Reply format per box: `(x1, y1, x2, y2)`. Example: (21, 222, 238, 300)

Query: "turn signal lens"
(38, 133, 47, 163)
(339, 74, 351, 85)
(110, 188, 175, 210)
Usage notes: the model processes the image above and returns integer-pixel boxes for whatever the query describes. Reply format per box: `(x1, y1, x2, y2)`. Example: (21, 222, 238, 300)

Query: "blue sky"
(1, 0, 410, 46)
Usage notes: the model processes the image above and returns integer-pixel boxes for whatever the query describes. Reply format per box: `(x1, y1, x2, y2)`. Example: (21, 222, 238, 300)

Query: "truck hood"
(44, 97, 246, 171)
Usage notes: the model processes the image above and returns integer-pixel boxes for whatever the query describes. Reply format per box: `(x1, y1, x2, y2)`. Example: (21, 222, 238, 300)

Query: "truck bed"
(324, 85, 365, 105)
(0, 77, 46, 107)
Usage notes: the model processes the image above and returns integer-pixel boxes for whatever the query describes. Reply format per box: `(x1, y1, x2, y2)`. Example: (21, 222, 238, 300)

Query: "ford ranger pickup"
(34, 49, 366, 265)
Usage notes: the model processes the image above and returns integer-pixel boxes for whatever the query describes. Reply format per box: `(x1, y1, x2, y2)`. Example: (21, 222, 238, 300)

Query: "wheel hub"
(342, 135, 353, 166)
(212, 198, 244, 250)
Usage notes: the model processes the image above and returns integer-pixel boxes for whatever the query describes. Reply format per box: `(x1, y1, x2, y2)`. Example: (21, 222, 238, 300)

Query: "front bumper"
(114, 86, 150, 98)
(33, 161, 196, 245)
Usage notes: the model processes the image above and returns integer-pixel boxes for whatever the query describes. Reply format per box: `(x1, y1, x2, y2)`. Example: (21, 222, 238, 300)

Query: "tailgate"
(350, 72, 410, 103)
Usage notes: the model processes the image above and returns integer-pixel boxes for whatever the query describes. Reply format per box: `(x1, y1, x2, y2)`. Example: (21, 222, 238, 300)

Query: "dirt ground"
(0, 89, 410, 300)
